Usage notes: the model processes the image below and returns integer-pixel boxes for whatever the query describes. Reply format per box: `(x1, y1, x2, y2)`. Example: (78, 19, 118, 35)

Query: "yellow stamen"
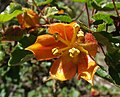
(52, 47, 70, 56)
(71, 24, 80, 44)
(77, 30, 84, 43)
(77, 30, 84, 37)
(52, 48, 59, 55)
(69, 47, 80, 58)
(78, 46, 88, 54)
(53, 33, 69, 45)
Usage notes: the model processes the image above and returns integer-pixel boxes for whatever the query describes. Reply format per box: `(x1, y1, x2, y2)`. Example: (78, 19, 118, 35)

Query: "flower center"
(52, 47, 70, 56)
(69, 47, 80, 58)
(51, 23, 88, 57)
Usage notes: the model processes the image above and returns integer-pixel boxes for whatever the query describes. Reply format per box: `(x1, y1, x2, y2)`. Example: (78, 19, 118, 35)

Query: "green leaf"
(109, 66, 120, 85)
(72, 0, 88, 3)
(91, 1, 120, 11)
(19, 35, 36, 48)
(5, 66, 20, 84)
(91, 0, 102, 10)
(8, 46, 33, 66)
(103, 2, 120, 11)
(44, 7, 58, 17)
(8, 35, 36, 66)
(112, 36, 120, 44)
(96, 23, 106, 32)
(97, 31, 120, 44)
(92, 12, 113, 25)
(96, 67, 114, 83)
(105, 48, 120, 68)
(105, 48, 120, 85)
(93, 32, 112, 51)
(51, 15, 72, 22)
(0, 10, 23, 23)
(78, 21, 93, 32)
(9, 3, 22, 13)
(0, 51, 5, 62)
(35, 0, 53, 6)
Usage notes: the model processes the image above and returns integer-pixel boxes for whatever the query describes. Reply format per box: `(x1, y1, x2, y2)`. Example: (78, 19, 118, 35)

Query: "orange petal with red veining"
(49, 55, 76, 81)
(84, 33, 98, 57)
(48, 23, 75, 41)
(78, 55, 99, 85)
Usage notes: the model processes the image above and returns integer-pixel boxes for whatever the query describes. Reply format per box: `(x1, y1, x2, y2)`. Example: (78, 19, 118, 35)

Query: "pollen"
(52, 48, 59, 55)
(69, 47, 80, 58)
(77, 30, 84, 37)
(77, 30, 84, 43)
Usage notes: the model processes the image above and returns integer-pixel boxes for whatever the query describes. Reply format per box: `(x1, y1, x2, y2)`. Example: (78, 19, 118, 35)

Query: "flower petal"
(48, 23, 76, 41)
(84, 33, 98, 57)
(49, 55, 76, 81)
(35, 34, 57, 46)
(17, 8, 40, 29)
(26, 43, 56, 60)
(25, 34, 65, 60)
(78, 54, 99, 85)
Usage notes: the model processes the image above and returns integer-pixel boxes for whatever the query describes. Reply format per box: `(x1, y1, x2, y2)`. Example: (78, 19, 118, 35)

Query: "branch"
(112, 0, 119, 17)
(85, 3, 90, 28)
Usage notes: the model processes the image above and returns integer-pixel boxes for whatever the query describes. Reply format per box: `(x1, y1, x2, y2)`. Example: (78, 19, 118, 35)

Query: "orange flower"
(26, 22, 99, 85)
(17, 8, 40, 29)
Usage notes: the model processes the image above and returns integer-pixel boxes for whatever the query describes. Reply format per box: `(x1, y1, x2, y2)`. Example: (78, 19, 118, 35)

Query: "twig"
(32, 0, 41, 12)
(73, 6, 85, 21)
(112, 0, 119, 17)
(85, 3, 90, 28)
(92, 8, 95, 16)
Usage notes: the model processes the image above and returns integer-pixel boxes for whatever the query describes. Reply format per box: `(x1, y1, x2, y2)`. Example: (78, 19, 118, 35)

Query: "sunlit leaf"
(96, 23, 106, 32)
(0, 10, 23, 23)
(92, 12, 113, 25)
(103, 2, 120, 10)
(91, 1, 120, 11)
(9, 3, 22, 13)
